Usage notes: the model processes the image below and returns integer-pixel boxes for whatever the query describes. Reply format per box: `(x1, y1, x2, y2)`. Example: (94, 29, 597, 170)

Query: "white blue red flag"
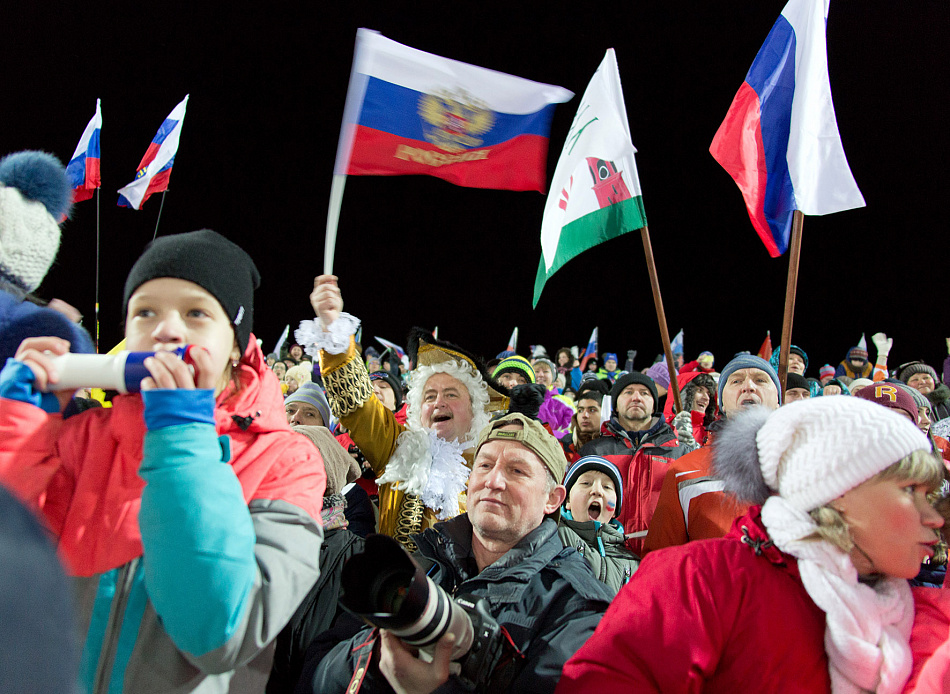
(670, 329, 684, 356)
(506, 327, 519, 353)
(334, 29, 573, 193)
(709, 0, 864, 257)
(66, 99, 102, 203)
(580, 327, 598, 371)
(375, 336, 406, 361)
(118, 95, 189, 210)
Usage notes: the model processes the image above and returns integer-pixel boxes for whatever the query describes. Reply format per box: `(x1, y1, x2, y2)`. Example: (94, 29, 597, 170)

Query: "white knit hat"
(757, 396, 930, 512)
(0, 151, 71, 293)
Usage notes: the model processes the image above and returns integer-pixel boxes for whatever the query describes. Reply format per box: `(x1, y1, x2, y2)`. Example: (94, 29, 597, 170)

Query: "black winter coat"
(306, 516, 612, 693)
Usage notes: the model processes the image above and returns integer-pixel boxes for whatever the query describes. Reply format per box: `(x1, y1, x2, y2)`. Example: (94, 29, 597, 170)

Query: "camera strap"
(345, 628, 380, 693)
(485, 626, 526, 691)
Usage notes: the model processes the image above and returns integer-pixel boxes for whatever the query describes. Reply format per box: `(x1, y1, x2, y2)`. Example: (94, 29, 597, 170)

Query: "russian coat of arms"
(418, 89, 495, 152)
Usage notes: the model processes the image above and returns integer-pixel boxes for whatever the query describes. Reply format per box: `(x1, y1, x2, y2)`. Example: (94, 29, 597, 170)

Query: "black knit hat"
(609, 372, 659, 412)
(122, 229, 260, 353)
(369, 370, 404, 411)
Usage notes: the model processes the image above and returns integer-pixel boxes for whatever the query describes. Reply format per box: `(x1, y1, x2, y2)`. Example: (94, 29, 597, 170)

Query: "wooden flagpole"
(777, 210, 805, 394)
(639, 226, 683, 413)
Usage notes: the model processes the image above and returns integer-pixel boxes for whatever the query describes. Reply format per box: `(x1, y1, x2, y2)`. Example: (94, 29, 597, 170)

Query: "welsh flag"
(533, 49, 647, 307)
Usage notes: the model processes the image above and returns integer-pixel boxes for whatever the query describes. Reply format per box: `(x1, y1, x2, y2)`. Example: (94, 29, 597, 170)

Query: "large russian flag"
(118, 95, 189, 210)
(709, 0, 865, 257)
(335, 29, 573, 193)
(66, 99, 102, 203)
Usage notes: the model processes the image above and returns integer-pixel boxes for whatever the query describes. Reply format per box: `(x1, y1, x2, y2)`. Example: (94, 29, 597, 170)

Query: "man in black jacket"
(307, 412, 612, 694)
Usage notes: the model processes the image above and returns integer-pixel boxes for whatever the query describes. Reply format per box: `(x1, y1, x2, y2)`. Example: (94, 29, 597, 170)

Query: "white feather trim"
(295, 312, 360, 359)
(378, 430, 472, 520)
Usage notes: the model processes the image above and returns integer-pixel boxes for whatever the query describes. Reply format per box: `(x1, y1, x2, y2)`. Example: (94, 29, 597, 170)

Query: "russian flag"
(66, 99, 102, 203)
(579, 327, 598, 371)
(709, 0, 865, 257)
(375, 336, 406, 361)
(118, 95, 189, 210)
(335, 29, 573, 193)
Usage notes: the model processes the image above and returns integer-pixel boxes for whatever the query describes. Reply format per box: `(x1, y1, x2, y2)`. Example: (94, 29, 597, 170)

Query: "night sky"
(4, 3, 947, 375)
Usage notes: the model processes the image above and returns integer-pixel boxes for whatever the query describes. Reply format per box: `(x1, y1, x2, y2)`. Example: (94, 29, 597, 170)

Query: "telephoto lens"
(340, 534, 474, 661)
(44, 346, 194, 393)
(340, 534, 508, 691)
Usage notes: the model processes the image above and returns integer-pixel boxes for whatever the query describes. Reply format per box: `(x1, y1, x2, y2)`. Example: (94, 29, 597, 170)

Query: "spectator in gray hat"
(645, 355, 782, 554)
(285, 382, 332, 427)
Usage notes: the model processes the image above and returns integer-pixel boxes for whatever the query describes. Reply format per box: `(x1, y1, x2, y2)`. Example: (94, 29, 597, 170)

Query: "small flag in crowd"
(66, 99, 102, 203)
(273, 324, 290, 356)
(580, 327, 598, 371)
(709, 0, 865, 257)
(506, 327, 519, 353)
(118, 95, 189, 210)
(534, 49, 647, 307)
(375, 336, 406, 361)
(334, 28, 573, 192)
(757, 331, 773, 361)
(670, 329, 684, 357)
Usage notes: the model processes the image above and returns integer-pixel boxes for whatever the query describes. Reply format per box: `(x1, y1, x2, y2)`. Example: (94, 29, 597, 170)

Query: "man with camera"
(306, 408, 613, 693)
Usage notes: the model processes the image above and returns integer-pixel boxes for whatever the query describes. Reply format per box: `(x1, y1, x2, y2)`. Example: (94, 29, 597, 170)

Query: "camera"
(340, 534, 508, 690)
(45, 346, 194, 393)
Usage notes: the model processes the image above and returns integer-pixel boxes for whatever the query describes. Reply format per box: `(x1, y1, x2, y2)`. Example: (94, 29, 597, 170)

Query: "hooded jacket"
(0, 337, 326, 693)
(557, 507, 831, 693)
(557, 516, 638, 594)
(579, 415, 693, 555)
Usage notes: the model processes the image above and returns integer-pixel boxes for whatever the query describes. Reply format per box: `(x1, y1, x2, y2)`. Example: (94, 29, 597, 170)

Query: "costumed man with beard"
(299, 275, 504, 552)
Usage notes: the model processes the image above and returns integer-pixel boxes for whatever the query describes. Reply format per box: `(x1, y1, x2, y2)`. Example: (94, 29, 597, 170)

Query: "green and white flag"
(533, 49, 647, 307)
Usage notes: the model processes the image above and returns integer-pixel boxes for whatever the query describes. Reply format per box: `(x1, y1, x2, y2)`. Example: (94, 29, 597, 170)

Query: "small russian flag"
(118, 95, 189, 210)
(66, 99, 102, 203)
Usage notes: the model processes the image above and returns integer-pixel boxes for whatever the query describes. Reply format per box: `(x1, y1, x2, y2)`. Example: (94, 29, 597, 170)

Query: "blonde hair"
(806, 450, 944, 553)
(285, 364, 313, 387)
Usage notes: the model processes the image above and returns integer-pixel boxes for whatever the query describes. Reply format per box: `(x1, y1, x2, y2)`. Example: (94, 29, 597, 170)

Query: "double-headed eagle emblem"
(418, 89, 495, 152)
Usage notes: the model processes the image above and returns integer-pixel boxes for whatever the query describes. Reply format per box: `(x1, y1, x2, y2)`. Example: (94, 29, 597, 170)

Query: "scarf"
(761, 496, 913, 693)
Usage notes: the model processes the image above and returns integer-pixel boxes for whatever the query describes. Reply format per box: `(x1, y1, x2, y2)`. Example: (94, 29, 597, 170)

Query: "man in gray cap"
(308, 411, 612, 694)
(285, 382, 332, 427)
(644, 355, 782, 554)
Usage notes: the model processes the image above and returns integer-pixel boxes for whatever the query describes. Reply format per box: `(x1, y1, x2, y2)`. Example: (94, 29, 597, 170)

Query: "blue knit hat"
(603, 352, 618, 365)
(563, 455, 624, 517)
(284, 382, 331, 427)
(718, 355, 783, 410)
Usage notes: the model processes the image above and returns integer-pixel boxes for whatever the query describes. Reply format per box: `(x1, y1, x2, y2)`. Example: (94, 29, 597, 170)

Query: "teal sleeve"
(138, 422, 257, 657)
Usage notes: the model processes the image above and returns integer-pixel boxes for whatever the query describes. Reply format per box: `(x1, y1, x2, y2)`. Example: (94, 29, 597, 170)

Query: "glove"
(0, 358, 61, 413)
(871, 332, 892, 358)
(672, 410, 697, 449)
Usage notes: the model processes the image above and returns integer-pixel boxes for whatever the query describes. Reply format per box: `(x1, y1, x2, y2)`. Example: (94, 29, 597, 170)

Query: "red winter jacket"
(558, 507, 831, 693)
(0, 336, 325, 577)
(579, 415, 692, 555)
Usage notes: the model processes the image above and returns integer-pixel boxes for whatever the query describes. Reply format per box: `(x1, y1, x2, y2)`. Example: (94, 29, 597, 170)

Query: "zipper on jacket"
(92, 558, 140, 694)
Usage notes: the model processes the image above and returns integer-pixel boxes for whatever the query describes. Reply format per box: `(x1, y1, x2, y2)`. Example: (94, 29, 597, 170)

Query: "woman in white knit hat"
(558, 396, 945, 693)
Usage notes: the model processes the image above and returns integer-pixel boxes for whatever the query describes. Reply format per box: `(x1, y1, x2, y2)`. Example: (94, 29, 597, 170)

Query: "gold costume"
(321, 338, 472, 546)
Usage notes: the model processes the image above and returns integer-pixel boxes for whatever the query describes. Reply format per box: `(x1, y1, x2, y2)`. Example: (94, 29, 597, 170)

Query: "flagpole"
(324, 173, 347, 275)
(778, 211, 805, 394)
(95, 187, 101, 353)
(152, 190, 167, 241)
(639, 226, 682, 413)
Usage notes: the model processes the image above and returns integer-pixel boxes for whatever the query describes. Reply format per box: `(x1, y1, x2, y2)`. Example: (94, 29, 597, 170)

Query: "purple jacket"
(540, 388, 573, 436)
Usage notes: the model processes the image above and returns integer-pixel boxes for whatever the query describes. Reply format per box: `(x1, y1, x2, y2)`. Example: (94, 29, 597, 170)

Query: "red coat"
(557, 507, 831, 693)
(0, 336, 325, 576)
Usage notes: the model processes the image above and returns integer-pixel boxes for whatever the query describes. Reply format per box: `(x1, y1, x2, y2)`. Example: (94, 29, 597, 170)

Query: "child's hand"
(140, 347, 219, 391)
(14, 337, 71, 391)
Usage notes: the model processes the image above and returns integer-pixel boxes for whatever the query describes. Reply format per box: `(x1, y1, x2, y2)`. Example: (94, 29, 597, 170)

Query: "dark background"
(3, 3, 947, 374)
